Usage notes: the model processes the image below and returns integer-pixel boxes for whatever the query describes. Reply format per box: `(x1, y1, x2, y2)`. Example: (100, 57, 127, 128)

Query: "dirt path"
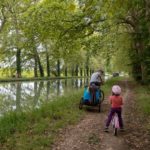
(52, 80, 137, 150)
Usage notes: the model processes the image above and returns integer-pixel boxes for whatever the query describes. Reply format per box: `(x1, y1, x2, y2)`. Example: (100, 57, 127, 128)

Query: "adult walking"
(90, 69, 104, 86)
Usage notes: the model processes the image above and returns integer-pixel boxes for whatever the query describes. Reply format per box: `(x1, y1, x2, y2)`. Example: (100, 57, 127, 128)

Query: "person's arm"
(109, 96, 112, 104)
(97, 73, 103, 84)
(120, 97, 123, 106)
(100, 76, 104, 84)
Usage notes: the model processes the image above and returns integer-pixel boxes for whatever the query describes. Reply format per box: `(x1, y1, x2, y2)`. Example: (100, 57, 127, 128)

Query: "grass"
(135, 84, 150, 115)
(0, 77, 124, 149)
(0, 76, 87, 83)
(129, 81, 150, 133)
(102, 77, 125, 93)
(0, 90, 85, 149)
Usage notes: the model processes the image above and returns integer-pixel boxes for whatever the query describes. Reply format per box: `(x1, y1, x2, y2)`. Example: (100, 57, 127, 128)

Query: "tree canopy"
(0, 0, 149, 83)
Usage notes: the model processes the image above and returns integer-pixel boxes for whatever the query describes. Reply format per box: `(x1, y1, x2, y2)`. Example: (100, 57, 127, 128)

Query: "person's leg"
(116, 108, 123, 128)
(106, 108, 115, 127)
(89, 83, 95, 103)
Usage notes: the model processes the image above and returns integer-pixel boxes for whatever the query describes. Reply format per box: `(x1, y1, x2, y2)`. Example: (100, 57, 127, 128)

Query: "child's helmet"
(112, 85, 121, 95)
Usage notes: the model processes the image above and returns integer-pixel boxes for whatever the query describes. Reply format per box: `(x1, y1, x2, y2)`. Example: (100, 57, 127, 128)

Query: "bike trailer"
(83, 86, 101, 104)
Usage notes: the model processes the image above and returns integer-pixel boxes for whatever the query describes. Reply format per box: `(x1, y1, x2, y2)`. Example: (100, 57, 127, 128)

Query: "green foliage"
(114, 0, 150, 82)
(0, 0, 150, 82)
(135, 85, 150, 115)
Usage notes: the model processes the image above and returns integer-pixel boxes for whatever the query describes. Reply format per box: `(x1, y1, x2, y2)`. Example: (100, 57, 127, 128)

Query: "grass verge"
(130, 81, 150, 134)
(0, 90, 85, 150)
(135, 84, 150, 115)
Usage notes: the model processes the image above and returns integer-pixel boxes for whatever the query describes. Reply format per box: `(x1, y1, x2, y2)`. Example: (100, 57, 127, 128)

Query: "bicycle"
(111, 113, 120, 136)
(79, 85, 104, 112)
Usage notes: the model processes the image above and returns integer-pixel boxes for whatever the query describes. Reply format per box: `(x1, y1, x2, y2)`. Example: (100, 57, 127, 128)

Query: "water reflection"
(0, 78, 87, 114)
(0, 76, 110, 114)
(16, 82, 21, 111)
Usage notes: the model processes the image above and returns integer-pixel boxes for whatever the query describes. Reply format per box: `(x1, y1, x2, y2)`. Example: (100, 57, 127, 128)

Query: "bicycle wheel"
(112, 114, 119, 136)
(100, 90, 104, 102)
(113, 128, 118, 136)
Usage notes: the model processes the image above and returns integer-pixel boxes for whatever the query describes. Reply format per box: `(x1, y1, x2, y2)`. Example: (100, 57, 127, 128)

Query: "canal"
(0, 78, 89, 114)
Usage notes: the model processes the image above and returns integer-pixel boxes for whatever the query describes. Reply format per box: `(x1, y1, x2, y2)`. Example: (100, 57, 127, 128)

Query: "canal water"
(0, 78, 89, 114)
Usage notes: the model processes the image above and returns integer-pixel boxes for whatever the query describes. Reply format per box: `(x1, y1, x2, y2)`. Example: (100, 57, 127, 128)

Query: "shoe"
(104, 127, 109, 132)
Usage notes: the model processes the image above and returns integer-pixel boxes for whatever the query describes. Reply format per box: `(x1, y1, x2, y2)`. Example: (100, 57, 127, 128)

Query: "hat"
(112, 85, 121, 95)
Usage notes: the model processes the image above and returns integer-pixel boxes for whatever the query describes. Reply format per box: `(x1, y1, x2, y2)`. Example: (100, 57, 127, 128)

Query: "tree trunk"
(14, 11, 21, 78)
(45, 45, 50, 77)
(90, 69, 92, 76)
(71, 66, 74, 77)
(75, 64, 79, 76)
(137, 41, 147, 83)
(37, 54, 44, 77)
(0, 6, 6, 33)
(34, 55, 38, 77)
(80, 68, 83, 77)
(16, 48, 21, 78)
(65, 66, 68, 77)
(46, 52, 50, 77)
(34, 48, 44, 77)
(57, 59, 60, 77)
(120, 8, 149, 83)
(84, 69, 86, 77)
(86, 65, 89, 76)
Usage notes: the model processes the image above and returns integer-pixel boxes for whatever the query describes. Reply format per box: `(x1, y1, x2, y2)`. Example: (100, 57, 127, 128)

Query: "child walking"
(104, 85, 124, 131)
